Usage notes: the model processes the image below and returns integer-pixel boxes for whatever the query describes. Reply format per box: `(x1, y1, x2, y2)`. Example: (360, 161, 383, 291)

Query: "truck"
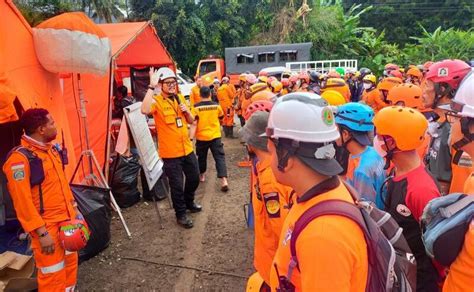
(196, 42, 313, 85)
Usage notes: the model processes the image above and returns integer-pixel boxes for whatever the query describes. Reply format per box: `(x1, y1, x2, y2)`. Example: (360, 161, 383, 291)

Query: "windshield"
(178, 72, 194, 83)
(199, 61, 217, 76)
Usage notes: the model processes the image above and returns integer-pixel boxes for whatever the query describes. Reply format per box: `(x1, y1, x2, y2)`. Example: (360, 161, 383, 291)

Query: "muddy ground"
(77, 134, 255, 291)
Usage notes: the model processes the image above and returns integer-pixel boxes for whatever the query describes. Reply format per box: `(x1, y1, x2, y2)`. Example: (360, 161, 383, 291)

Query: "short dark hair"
(117, 85, 128, 98)
(200, 86, 211, 98)
(20, 108, 50, 135)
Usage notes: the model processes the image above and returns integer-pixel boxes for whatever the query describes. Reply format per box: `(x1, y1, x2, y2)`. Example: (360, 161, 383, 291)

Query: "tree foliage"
(15, 0, 474, 75)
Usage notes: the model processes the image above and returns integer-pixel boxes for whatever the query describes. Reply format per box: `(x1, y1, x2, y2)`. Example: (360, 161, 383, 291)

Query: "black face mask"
(334, 143, 350, 175)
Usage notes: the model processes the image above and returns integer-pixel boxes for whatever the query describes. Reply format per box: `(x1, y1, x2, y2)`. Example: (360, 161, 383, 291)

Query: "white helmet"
(440, 70, 474, 118)
(156, 67, 176, 82)
(266, 92, 340, 143)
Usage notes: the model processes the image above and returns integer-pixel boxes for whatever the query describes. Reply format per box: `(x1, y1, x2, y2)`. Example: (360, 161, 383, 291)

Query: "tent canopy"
(100, 22, 174, 68)
(0, 0, 77, 176)
(64, 21, 175, 170)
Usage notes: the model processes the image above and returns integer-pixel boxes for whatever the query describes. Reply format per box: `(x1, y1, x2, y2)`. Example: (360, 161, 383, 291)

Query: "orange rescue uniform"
(442, 221, 474, 292)
(189, 85, 201, 106)
(463, 172, 474, 193)
(252, 156, 293, 285)
(362, 88, 387, 112)
(150, 93, 195, 158)
(217, 84, 236, 127)
(3, 136, 78, 292)
(270, 179, 368, 291)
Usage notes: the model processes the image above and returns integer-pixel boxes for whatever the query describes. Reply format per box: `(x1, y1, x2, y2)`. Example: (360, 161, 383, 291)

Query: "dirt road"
(77, 135, 254, 291)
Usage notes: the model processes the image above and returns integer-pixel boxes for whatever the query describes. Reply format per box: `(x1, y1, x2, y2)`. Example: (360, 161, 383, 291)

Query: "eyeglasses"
(445, 112, 461, 124)
(163, 80, 177, 86)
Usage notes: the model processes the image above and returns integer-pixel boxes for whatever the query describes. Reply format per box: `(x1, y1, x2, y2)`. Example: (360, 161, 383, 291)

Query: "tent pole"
(77, 73, 94, 176)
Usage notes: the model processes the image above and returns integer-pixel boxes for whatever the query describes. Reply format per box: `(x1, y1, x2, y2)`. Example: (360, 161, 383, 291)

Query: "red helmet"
(425, 59, 471, 91)
(281, 78, 290, 87)
(258, 70, 268, 77)
(59, 219, 90, 251)
(244, 100, 273, 121)
(298, 72, 310, 83)
(289, 75, 299, 83)
(245, 73, 258, 85)
(389, 69, 403, 79)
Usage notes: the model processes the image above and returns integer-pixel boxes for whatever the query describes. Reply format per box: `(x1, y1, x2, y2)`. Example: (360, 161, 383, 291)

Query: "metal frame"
(286, 59, 358, 73)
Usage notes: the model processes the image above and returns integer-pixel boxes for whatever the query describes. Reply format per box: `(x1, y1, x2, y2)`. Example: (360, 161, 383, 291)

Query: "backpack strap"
(8, 147, 46, 215)
(287, 199, 373, 280)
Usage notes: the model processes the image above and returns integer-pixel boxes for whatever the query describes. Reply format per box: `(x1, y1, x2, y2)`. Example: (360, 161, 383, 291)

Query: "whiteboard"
(123, 102, 163, 190)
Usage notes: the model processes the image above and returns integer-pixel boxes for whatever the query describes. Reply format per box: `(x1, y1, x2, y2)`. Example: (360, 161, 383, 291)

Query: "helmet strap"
(275, 139, 299, 171)
(382, 136, 394, 170)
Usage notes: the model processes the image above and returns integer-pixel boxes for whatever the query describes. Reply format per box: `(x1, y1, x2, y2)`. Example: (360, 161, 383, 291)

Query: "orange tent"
(0, 0, 77, 177)
(62, 21, 175, 173)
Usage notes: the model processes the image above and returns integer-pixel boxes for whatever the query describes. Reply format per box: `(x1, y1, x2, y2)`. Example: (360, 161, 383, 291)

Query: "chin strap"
(452, 118, 474, 165)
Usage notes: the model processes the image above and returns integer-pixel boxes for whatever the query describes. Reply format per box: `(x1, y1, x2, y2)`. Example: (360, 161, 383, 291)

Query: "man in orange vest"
(265, 93, 368, 291)
(3, 108, 81, 291)
(189, 77, 202, 106)
(142, 67, 201, 229)
(217, 76, 236, 138)
(240, 110, 293, 289)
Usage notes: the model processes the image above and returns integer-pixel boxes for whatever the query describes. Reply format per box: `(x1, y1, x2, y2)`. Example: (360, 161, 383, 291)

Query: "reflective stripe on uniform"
(65, 250, 76, 256)
(66, 285, 76, 291)
(39, 260, 65, 274)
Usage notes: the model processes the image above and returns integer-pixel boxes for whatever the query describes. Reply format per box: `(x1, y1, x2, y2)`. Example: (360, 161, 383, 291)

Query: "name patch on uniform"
(263, 192, 280, 218)
(11, 162, 25, 181)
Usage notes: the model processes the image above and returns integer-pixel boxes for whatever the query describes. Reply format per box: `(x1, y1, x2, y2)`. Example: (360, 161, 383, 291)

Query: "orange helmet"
(59, 219, 90, 252)
(387, 84, 424, 110)
(327, 70, 341, 79)
(324, 78, 346, 89)
(406, 67, 423, 79)
(377, 77, 402, 92)
(251, 88, 275, 102)
(373, 106, 428, 151)
(270, 80, 283, 93)
(244, 99, 273, 120)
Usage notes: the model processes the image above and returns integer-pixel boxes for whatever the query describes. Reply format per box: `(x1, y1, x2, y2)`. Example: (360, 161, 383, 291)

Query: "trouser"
(32, 224, 78, 292)
(222, 106, 234, 127)
(195, 138, 228, 178)
(223, 126, 234, 138)
(162, 153, 200, 218)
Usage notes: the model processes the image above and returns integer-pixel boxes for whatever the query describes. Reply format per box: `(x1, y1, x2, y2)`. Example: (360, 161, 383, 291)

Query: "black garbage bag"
(141, 171, 168, 201)
(70, 184, 111, 262)
(109, 154, 141, 208)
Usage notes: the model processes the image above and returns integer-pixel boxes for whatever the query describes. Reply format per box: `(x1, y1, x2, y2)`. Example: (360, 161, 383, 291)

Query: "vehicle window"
(237, 54, 254, 64)
(199, 61, 217, 76)
(178, 72, 193, 83)
(258, 52, 275, 63)
(279, 51, 298, 62)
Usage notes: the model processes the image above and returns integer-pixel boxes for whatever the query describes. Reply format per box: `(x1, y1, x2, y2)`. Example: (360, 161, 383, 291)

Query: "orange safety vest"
(251, 156, 293, 285)
(189, 85, 201, 106)
(362, 88, 387, 112)
(217, 84, 235, 127)
(270, 180, 368, 291)
(150, 93, 195, 158)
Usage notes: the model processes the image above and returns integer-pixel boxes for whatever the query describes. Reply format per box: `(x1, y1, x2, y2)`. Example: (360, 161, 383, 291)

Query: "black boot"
(177, 215, 193, 229)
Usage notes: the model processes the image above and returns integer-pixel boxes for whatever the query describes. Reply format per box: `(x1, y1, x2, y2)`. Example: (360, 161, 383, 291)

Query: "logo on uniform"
(11, 162, 25, 181)
(438, 68, 448, 77)
(321, 107, 334, 126)
(266, 199, 280, 215)
(396, 204, 412, 217)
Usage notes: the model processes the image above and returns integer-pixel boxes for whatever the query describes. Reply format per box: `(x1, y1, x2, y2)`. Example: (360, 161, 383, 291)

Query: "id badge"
(176, 117, 183, 128)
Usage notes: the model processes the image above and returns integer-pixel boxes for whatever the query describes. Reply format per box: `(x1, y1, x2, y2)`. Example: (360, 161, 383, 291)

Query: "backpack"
(421, 193, 474, 267)
(278, 182, 417, 292)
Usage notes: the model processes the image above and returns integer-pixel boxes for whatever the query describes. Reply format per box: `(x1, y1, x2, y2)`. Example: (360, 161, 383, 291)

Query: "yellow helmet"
(325, 78, 346, 88)
(246, 272, 265, 292)
(271, 80, 283, 93)
(321, 90, 346, 106)
(239, 73, 247, 82)
(363, 74, 376, 84)
(258, 76, 268, 84)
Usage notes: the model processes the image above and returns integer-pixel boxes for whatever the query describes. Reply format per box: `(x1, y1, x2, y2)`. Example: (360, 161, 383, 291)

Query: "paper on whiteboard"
(123, 102, 163, 190)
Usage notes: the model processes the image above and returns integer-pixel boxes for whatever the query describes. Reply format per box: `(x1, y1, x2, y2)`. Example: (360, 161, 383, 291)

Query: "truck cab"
(196, 57, 225, 85)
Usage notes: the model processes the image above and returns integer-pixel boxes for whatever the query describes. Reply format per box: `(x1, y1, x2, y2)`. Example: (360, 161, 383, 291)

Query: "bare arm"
(141, 67, 160, 115)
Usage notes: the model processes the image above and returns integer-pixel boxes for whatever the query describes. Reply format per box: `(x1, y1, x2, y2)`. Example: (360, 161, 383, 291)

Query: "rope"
(121, 257, 248, 279)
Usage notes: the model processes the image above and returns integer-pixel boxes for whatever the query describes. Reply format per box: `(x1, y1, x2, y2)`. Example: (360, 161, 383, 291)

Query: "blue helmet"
(335, 102, 374, 132)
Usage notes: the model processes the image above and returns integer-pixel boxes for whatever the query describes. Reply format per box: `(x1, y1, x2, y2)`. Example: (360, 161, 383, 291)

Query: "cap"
(239, 111, 269, 151)
(293, 142, 343, 176)
(351, 131, 372, 146)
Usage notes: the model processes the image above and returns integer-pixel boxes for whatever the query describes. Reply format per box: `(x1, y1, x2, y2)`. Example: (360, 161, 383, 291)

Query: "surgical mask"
(373, 136, 387, 157)
(363, 83, 372, 90)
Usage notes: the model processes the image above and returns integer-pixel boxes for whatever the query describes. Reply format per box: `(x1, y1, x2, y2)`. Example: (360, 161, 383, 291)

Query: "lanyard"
(164, 96, 180, 116)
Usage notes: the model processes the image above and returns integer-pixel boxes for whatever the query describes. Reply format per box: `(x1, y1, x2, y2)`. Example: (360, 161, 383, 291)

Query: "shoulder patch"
(11, 162, 25, 181)
(263, 192, 280, 218)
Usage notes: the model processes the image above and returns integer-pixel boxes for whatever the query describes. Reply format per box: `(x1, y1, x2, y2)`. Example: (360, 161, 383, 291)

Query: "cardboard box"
(0, 252, 36, 292)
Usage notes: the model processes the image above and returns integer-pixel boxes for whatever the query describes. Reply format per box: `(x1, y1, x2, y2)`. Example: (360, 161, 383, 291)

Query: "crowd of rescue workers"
(3, 59, 474, 292)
